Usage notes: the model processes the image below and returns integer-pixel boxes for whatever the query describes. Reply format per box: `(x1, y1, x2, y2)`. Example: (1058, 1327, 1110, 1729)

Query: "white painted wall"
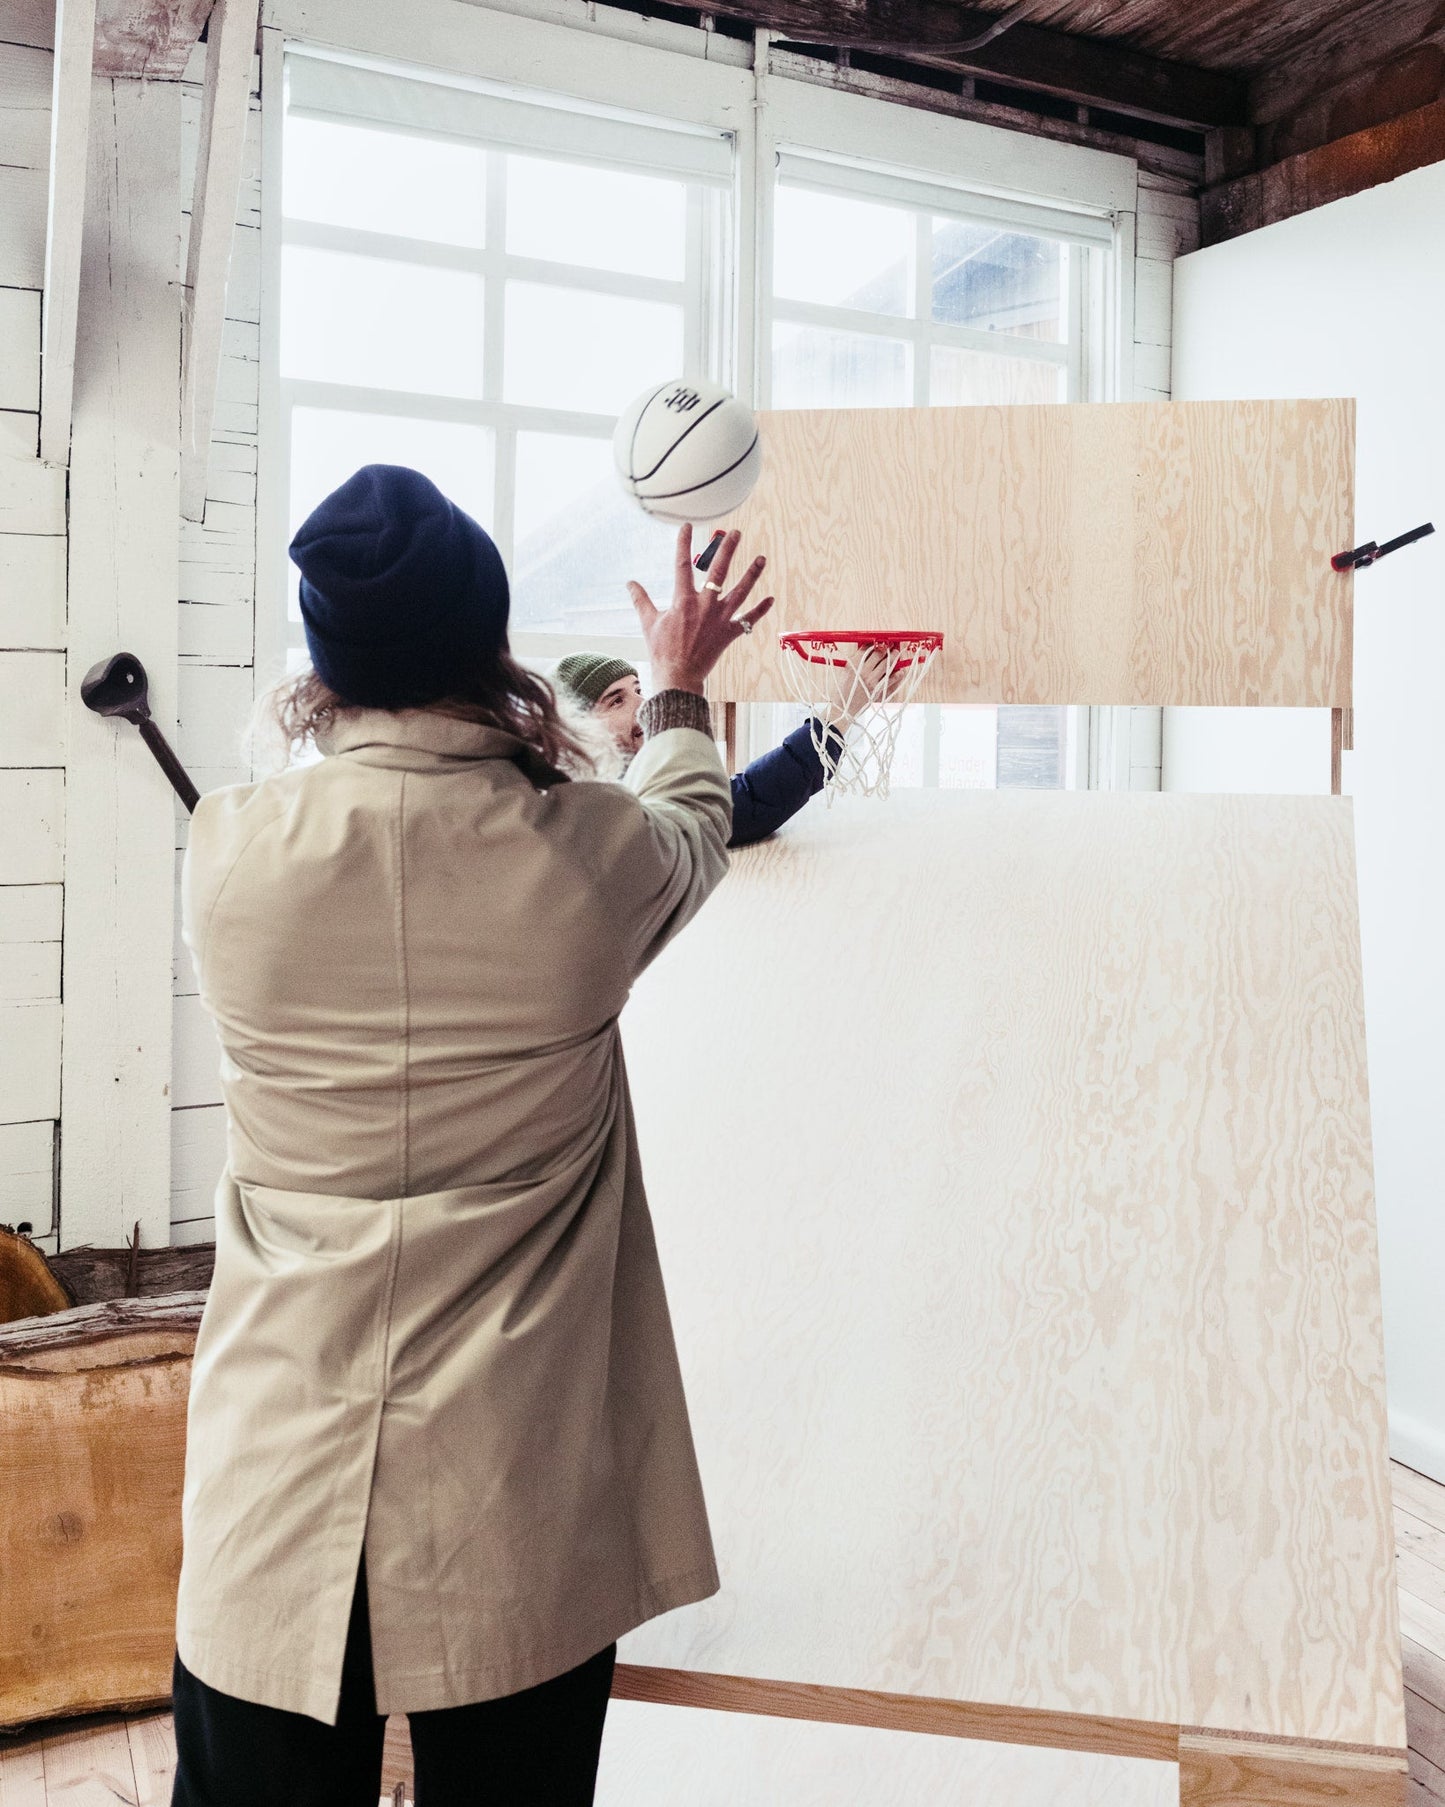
(0, 2, 261, 1251)
(1170, 161, 1445, 1482)
(0, 12, 62, 1246)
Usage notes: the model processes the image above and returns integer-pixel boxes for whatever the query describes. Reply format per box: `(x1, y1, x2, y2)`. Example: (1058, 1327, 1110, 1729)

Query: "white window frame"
(258, 0, 1141, 790)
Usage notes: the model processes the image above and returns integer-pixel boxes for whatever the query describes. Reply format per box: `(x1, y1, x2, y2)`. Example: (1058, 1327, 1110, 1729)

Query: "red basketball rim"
(780, 629, 944, 669)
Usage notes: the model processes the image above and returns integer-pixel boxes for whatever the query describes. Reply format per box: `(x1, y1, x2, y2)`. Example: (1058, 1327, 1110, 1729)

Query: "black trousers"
(171, 1564, 616, 1806)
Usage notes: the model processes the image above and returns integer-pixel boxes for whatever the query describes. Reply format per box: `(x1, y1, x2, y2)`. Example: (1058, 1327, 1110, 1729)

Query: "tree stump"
(0, 1293, 204, 1730)
(0, 1227, 72, 1326)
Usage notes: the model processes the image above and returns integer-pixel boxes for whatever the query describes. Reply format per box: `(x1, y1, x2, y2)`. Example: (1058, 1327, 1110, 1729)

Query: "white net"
(779, 632, 943, 801)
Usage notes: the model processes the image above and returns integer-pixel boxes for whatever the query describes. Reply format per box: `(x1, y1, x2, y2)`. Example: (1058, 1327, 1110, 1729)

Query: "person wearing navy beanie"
(290, 463, 511, 708)
(172, 457, 778, 1807)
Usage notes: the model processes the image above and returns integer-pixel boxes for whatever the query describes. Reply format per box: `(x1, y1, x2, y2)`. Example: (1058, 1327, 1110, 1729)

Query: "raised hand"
(627, 526, 775, 697)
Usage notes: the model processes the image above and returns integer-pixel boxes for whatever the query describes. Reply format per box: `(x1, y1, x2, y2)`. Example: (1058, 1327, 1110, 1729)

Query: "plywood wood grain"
(612, 1666, 1177, 1761)
(619, 792, 1398, 1756)
(1178, 1733, 1408, 1805)
(0, 1307, 195, 1727)
(714, 400, 1353, 707)
(598, 1698, 1179, 1806)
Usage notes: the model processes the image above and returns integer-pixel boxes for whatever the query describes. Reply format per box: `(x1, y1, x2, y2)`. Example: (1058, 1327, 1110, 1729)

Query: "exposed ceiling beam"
(93, 0, 214, 79)
(1202, 94, 1445, 245)
(40, 0, 97, 469)
(180, 0, 259, 522)
(696, 2, 1246, 128)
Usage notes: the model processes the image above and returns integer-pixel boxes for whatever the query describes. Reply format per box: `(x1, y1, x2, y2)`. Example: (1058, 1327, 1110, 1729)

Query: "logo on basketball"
(613, 376, 763, 526)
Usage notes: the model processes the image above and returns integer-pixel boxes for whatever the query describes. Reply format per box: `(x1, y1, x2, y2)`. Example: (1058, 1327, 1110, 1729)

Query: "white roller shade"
(776, 148, 1117, 246)
(287, 49, 733, 187)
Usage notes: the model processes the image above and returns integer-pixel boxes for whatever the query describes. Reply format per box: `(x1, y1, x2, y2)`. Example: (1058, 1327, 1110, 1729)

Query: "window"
(757, 157, 1102, 790)
(276, 51, 732, 661)
(267, 37, 1123, 797)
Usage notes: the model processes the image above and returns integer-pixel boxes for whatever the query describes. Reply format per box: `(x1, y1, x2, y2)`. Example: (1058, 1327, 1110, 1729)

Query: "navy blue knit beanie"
(290, 464, 509, 708)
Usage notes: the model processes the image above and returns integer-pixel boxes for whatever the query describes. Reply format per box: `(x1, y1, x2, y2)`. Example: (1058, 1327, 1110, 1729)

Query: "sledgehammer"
(80, 652, 200, 814)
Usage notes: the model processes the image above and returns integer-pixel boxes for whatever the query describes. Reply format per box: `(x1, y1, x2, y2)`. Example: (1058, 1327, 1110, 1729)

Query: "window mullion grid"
(684, 183, 708, 382)
(1067, 242, 1086, 403)
(912, 209, 930, 410)
(483, 150, 510, 552)
(770, 296, 1069, 367)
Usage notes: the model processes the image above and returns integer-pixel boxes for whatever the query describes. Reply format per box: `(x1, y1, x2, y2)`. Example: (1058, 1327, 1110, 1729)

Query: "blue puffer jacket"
(729, 720, 842, 848)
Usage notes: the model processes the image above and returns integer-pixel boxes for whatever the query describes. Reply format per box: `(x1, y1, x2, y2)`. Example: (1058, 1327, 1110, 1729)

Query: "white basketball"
(613, 377, 761, 525)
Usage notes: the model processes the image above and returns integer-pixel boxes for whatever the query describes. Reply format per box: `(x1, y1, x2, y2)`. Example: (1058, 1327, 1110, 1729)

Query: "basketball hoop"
(779, 630, 944, 801)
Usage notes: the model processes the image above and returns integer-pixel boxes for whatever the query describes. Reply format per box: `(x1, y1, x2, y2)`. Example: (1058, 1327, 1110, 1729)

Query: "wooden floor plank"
(1405, 1638, 1445, 1717)
(1398, 1510, 1445, 1581)
(1408, 1743, 1445, 1801)
(1402, 1589, 1445, 1667)
(39, 1723, 138, 1806)
(380, 1718, 412, 1802)
(1409, 1690, 1445, 1775)
(1395, 1467, 1445, 1539)
(1401, 1551, 1445, 1620)
(124, 1716, 173, 1807)
(0, 1735, 47, 1807)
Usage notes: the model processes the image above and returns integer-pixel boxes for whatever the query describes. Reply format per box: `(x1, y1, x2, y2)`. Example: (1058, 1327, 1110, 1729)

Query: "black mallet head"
(81, 652, 152, 723)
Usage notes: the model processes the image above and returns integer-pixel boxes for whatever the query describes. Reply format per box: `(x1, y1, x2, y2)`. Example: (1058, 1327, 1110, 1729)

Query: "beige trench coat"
(175, 708, 730, 1723)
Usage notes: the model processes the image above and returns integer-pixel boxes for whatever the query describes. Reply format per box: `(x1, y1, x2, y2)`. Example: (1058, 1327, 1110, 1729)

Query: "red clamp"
(1332, 521, 1435, 571)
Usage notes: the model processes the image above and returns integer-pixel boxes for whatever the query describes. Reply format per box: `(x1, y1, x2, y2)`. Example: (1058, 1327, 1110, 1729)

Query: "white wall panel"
(0, 452, 63, 532)
(1170, 159, 1445, 1484)
(0, 410, 38, 457)
(0, 1118, 54, 1233)
(0, 769, 63, 882)
(171, 1101, 227, 1224)
(171, 992, 224, 1109)
(0, 162, 45, 288)
(0, 531, 65, 648)
(0, 284, 40, 409)
(0, 42, 50, 168)
(0, 999, 59, 1122)
(0, 650, 64, 763)
(0, 882, 61, 941)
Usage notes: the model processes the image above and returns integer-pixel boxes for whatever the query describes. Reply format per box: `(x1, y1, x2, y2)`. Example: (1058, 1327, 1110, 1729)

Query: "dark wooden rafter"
(694, 0, 1246, 127)
(1202, 94, 1445, 243)
(93, 0, 214, 78)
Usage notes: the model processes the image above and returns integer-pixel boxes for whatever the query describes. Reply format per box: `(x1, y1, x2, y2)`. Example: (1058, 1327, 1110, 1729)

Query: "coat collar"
(318, 708, 569, 787)
(321, 708, 523, 762)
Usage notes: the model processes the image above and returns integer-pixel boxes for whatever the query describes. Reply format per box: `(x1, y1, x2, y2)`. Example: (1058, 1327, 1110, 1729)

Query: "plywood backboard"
(713, 401, 1354, 708)
(619, 791, 1399, 1754)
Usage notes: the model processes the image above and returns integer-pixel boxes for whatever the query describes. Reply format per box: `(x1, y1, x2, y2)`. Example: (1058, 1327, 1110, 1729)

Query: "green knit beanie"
(554, 652, 639, 709)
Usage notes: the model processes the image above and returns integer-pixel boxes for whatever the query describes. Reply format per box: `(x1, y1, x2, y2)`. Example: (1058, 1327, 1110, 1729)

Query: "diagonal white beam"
(180, 0, 259, 522)
(39, 0, 98, 468)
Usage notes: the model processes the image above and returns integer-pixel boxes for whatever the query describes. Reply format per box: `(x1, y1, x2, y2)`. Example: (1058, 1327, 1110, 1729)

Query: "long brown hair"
(269, 649, 596, 778)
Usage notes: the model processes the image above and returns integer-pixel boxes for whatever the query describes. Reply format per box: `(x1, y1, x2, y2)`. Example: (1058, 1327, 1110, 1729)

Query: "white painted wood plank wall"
(58, 74, 182, 1251)
(169, 57, 263, 1242)
(0, 5, 61, 1243)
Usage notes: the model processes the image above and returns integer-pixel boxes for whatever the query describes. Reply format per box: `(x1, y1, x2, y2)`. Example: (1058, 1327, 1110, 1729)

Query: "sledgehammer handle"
(137, 717, 200, 814)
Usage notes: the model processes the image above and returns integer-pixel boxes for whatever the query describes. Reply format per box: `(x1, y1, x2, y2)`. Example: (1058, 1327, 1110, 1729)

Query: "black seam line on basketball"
(639, 432, 760, 501)
(633, 395, 727, 485)
(628, 380, 674, 485)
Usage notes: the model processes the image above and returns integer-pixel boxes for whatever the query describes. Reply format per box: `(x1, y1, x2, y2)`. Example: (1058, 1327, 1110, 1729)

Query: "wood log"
(0, 1227, 72, 1325)
(0, 1292, 202, 1730)
(45, 1243, 215, 1306)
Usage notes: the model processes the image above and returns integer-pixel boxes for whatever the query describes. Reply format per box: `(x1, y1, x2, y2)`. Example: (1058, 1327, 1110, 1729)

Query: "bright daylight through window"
(276, 53, 1110, 787)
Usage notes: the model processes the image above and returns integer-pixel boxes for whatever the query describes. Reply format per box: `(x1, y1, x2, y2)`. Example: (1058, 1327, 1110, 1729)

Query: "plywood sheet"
(619, 791, 1399, 1753)
(715, 400, 1354, 707)
(597, 1699, 1179, 1806)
